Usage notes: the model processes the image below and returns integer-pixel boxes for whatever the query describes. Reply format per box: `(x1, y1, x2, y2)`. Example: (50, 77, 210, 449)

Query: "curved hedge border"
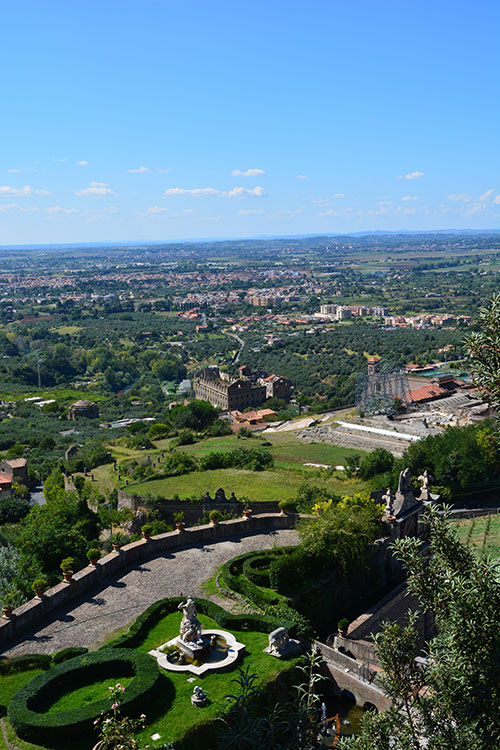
(242, 551, 281, 586)
(8, 648, 159, 745)
(0, 647, 88, 675)
(220, 548, 295, 610)
(106, 595, 293, 650)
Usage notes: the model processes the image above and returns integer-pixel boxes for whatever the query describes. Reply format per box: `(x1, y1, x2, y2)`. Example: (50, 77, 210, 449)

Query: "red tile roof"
(410, 384, 449, 403)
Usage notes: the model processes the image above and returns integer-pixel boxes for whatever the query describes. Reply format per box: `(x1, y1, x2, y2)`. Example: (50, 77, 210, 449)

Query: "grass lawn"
(133, 611, 301, 747)
(129, 465, 367, 502)
(0, 613, 301, 750)
(46, 674, 134, 714)
(89, 425, 370, 500)
(454, 514, 500, 558)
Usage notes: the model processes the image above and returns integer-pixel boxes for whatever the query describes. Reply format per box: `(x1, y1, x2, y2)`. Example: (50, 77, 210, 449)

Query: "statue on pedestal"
(178, 597, 203, 646)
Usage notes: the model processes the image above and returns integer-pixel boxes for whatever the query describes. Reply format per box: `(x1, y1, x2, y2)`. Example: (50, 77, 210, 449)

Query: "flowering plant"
(94, 683, 146, 749)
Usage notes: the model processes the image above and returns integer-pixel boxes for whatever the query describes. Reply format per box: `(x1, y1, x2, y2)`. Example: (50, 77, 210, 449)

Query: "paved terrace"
(1, 528, 298, 658)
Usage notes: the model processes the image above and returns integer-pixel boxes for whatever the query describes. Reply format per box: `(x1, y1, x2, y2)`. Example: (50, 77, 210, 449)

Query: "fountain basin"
(149, 629, 246, 676)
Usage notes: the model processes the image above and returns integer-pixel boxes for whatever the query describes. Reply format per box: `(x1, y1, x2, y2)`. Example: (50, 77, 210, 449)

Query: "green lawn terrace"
(454, 514, 500, 558)
(0, 603, 303, 750)
(97, 431, 369, 502)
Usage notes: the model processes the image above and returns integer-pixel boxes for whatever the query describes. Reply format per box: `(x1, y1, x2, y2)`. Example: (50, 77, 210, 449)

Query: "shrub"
(338, 617, 350, 632)
(8, 649, 160, 745)
(173, 512, 184, 525)
(31, 577, 48, 593)
(209, 509, 222, 523)
(60, 557, 75, 573)
(50, 647, 89, 665)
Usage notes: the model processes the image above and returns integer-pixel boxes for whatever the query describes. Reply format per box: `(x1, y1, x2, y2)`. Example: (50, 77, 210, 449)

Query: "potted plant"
(278, 498, 296, 516)
(110, 533, 124, 552)
(242, 506, 253, 518)
(60, 557, 75, 582)
(1, 591, 17, 617)
(87, 548, 101, 565)
(173, 512, 185, 532)
(338, 617, 350, 637)
(209, 509, 222, 526)
(141, 523, 153, 540)
(32, 576, 48, 598)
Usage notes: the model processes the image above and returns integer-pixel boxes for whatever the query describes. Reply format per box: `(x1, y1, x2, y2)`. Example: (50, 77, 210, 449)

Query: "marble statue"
(178, 597, 203, 645)
(382, 488, 395, 516)
(191, 685, 208, 706)
(266, 626, 301, 659)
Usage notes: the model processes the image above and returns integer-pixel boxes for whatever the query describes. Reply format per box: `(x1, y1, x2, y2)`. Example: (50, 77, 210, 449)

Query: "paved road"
(3, 528, 298, 657)
(29, 484, 46, 506)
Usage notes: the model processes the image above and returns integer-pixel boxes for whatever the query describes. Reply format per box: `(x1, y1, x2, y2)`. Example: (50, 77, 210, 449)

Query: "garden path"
(2, 528, 299, 658)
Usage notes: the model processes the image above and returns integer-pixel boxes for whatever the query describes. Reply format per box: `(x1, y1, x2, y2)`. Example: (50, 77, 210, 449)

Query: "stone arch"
(342, 689, 356, 704)
(363, 701, 378, 713)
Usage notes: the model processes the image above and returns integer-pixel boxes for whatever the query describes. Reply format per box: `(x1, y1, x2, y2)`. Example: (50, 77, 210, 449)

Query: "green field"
(126, 432, 368, 501)
(454, 514, 500, 558)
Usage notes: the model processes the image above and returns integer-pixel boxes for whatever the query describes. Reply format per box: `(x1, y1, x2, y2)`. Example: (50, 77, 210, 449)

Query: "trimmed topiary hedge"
(106, 596, 293, 650)
(8, 648, 159, 745)
(0, 648, 88, 675)
(220, 549, 296, 611)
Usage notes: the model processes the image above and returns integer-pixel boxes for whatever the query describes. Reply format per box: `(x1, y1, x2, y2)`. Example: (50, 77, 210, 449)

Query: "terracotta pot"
(210, 520, 219, 526)
(62, 571, 73, 582)
(176, 523, 185, 532)
(142, 532, 151, 540)
(34, 589, 45, 598)
(2, 607, 13, 617)
(112, 543, 121, 552)
(279, 509, 288, 516)
(338, 629, 348, 637)
(89, 558, 99, 565)
(243, 509, 252, 518)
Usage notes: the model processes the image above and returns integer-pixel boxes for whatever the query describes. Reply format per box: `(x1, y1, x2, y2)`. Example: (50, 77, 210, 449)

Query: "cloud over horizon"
(231, 168, 265, 177)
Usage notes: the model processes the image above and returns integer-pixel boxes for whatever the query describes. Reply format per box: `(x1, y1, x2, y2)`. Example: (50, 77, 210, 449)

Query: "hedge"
(241, 550, 287, 587)
(0, 647, 88, 675)
(220, 549, 295, 611)
(8, 648, 160, 745)
(106, 596, 293, 650)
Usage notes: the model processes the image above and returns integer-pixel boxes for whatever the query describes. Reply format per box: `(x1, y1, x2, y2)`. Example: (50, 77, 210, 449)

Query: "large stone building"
(259, 374, 292, 401)
(193, 367, 266, 411)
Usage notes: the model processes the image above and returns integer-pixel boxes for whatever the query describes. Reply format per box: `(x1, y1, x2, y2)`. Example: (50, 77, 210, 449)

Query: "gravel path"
(3, 529, 298, 657)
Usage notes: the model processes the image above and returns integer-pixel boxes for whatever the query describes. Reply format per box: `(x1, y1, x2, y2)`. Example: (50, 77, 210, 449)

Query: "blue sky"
(1, 0, 499, 244)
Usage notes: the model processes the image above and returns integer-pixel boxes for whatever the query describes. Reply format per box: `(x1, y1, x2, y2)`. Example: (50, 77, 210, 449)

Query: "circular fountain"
(148, 597, 245, 676)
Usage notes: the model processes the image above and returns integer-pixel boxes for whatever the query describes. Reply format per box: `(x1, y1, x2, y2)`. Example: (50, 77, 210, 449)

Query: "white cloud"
(318, 208, 354, 217)
(296, 174, 308, 179)
(398, 171, 425, 180)
(157, 168, 172, 173)
(163, 185, 265, 198)
(75, 181, 114, 197)
(142, 206, 195, 216)
(8, 169, 20, 173)
(232, 168, 266, 177)
(47, 205, 79, 214)
(479, 189, 495, 202)
(493, 195, 500, 205)
(227, 186, 265, 197)
(448, 193, 472, 202)
(0, 202, 39, 213)
(77, 160, 88, 166)
(239, 208, 265, 216)
(401, 196, 420, 201)
(52, 157, 68, 162)
(127, 166, 151, 174)
(0, 185, 49, 196)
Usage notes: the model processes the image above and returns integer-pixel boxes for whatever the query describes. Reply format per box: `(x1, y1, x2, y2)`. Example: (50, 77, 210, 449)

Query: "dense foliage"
(339, 507, 500, 750)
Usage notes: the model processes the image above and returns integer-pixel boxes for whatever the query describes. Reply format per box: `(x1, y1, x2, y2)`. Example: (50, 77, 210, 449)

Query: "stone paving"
(2, 528, 299, 658)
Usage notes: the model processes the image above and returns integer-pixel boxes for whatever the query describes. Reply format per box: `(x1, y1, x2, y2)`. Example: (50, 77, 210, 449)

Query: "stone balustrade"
(0, 513, 296, 650)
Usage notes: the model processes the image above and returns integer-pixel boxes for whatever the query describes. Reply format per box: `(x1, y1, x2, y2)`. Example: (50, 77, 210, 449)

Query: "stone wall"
(117, 489, 279, 522)
(0, 513, 295, 650)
